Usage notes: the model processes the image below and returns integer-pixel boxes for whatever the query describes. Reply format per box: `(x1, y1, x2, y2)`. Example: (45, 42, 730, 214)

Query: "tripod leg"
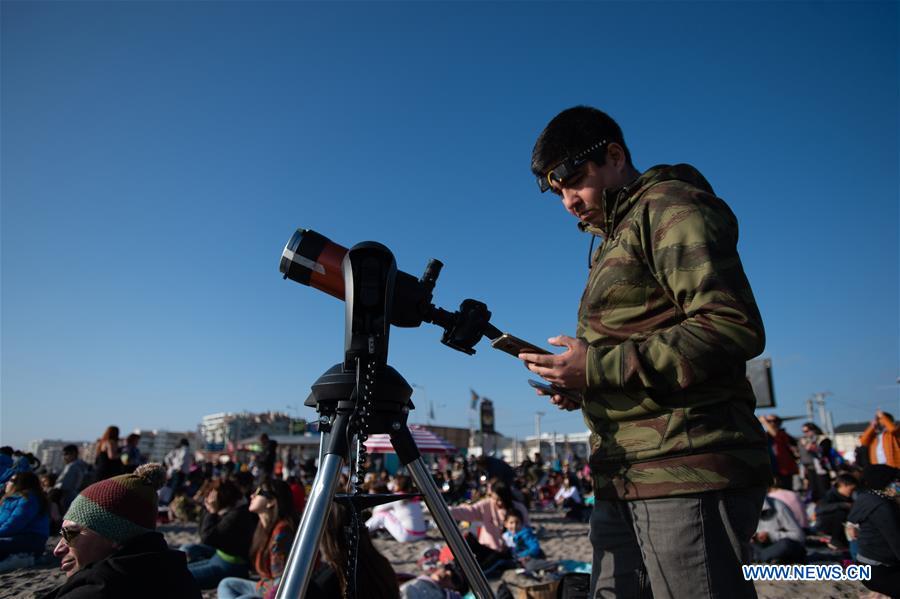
(408, 458, 495, 599)
(276, 417, 349, 599)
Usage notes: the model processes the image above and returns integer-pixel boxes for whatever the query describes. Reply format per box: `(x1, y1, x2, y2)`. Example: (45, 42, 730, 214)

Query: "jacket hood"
(578, 164, 715, 238)
(849, 490, 892, 522)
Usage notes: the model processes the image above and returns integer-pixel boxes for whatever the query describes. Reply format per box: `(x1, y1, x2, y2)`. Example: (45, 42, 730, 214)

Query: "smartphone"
(527, 379, 582, 404)
(490, 333, 551, 358)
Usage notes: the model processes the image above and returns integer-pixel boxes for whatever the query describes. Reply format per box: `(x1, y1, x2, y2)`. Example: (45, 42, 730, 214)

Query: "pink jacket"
(448, 498, 530, 551)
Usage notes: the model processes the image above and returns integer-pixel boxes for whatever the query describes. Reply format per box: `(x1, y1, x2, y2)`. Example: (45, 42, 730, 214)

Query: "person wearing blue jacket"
(0, 470, 51, 559)
(502, 509, 545, 560)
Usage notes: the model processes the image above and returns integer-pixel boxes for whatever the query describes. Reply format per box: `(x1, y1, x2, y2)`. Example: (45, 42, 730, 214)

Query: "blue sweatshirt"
(0, 493, 50, 538)
(502, 526, 544, 559)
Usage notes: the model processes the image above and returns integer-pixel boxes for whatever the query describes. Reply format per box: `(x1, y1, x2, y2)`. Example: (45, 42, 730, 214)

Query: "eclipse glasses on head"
(537, 139, 608, 193)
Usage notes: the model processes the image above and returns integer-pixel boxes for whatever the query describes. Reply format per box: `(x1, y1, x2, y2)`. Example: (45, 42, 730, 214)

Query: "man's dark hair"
(62, 444, 78, 455)
(531, 106, 632, 177)
(179, 438, 189, 447)
(0, 446, 13, 456)
(835, 473, 858, 488)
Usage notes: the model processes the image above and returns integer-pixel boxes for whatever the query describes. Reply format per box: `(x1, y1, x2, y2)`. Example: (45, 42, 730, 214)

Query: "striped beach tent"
(363, 425, 457, 454)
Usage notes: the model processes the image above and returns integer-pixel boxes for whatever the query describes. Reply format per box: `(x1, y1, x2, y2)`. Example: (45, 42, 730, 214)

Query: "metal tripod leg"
(275, 427, 344, 599)
(407, 458, 495, 599)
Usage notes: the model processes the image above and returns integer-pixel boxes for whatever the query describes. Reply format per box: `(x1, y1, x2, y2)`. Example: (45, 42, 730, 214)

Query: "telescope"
(280, 228, 502, 353)
(275, 228, 499, 598)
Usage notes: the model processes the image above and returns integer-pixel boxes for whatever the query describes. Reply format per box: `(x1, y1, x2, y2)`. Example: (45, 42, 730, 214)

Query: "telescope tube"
(280, 229, 348, 299)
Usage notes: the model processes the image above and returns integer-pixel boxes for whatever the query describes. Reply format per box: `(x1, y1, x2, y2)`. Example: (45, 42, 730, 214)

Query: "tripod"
(275, 242, 494, 599)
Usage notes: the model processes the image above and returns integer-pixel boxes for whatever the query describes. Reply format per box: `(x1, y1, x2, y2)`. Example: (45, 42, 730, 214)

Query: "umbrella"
(363, 425, 457, 454)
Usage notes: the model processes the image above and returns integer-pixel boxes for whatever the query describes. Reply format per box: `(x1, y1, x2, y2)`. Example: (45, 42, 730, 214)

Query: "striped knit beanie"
(64, 463, 166, 543)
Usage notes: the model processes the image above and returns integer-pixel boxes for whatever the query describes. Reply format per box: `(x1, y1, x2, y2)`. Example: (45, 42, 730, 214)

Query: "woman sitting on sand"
(0, 471, 50, 560)
(308, 502, 399, 599)
(447, 479, 529, 576)
(182, 478, 259, 590)
(448, 479, 530, 552)
(366, 475, 427, 543)
(217, 479, 298, 599)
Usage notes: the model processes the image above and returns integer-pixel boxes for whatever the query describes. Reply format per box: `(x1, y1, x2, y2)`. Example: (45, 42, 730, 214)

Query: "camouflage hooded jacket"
(577, 164, 771, 500)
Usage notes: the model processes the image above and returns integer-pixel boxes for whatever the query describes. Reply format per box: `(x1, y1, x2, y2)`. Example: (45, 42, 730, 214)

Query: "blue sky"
(2, 1, 897, 449)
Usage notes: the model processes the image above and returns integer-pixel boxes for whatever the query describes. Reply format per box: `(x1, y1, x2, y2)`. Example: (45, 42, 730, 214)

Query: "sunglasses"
(537, 139, 608, 193)
(253, 487, 275, 499)
(59, 526, 81, 545)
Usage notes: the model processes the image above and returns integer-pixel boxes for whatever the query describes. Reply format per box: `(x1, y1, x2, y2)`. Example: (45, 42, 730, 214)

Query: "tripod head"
(280, 228, 501, 355)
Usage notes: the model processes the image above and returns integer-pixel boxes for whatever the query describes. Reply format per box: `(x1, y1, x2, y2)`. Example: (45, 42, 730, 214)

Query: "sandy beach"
(0, 512, 868, 598)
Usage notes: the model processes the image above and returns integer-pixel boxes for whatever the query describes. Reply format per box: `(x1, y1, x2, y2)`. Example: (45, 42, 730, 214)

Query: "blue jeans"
(180, 542, 216, 562)
(217, 577, 262, 599)
(0, 533, 48, 560)
(188, 553, 250, 590)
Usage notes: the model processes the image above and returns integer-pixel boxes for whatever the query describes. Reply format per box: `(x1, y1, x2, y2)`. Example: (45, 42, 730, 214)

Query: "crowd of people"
(1, 410, 898, 597)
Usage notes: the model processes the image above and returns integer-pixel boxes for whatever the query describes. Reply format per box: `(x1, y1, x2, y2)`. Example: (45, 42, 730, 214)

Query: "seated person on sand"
(308, 502, 399, 599)
(554, 474, 586, 521)
(502, 509, 544, 561)
(448, 479, 529, 552)
(216, 479, 298, 599)
(750, 491, 806, 564)
(447, 479, 528, 576)
(766, 481, 808, 530)
(0, 471, 50, 561)
(815, 473, 857, 550)
(39, 463, 201, 599)
(847, 465, 900, 598)
(182, 478, 259, 589)
(367, 475, 427, 543)
(400, 560, 468, 599)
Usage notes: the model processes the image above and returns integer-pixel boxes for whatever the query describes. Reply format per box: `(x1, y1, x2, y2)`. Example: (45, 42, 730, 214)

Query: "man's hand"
(531, 386, 581, 411)
(519, 335, 587, 389)
(520, 335, 586, 411)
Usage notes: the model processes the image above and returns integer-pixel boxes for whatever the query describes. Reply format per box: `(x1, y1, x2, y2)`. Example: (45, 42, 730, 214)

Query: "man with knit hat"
(40, 463, 201, 599)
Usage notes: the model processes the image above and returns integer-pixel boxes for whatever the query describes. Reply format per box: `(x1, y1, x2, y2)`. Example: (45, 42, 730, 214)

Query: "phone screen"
(490, 333, 550, 357)
(527, 379, 582, 403)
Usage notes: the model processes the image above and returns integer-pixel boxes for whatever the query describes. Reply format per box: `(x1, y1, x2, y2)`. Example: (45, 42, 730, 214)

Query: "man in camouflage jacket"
(521, 106, 770, 599)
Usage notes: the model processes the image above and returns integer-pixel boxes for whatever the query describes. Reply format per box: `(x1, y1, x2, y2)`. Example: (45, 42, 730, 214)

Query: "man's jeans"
(590, 486, 766, 599)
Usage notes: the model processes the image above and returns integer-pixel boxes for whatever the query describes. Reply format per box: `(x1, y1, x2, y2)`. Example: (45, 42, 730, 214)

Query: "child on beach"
(501, 509, 544, 561)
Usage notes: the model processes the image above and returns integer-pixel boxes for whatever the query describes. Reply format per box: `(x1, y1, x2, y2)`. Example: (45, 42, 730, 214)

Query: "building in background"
(132, 429, 203, 464)
(421, 425, 468, 452)
(28, 439, 93, 474)
(833, 421, 870, 463)
(200, 411, 294, 452)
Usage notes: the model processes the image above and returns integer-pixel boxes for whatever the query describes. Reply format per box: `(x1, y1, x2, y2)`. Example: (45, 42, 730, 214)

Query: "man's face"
(53, 520, 118, 577)
(63, 452, 76, 464)
(548, 153, 628, 227)
(837, 483, 856, 498)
